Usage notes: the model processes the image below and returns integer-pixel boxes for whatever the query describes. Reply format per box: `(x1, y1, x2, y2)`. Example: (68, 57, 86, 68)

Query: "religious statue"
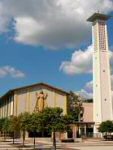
(34, 91, 48, 112)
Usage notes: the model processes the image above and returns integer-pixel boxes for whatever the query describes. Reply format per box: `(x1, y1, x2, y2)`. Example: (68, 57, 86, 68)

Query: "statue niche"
(34, 91, 48, 112)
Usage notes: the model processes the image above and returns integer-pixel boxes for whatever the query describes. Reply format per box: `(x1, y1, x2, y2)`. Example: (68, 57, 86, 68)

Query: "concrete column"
(72, 126, 77, 139)
(84, 124, 87, 136)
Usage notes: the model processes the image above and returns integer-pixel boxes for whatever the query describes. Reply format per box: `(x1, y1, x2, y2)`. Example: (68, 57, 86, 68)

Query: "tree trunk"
(42, 131, 44, 137)
(13, 132, 15, 144)
(23, 130, 25, 147)
(34, 131, 36, 150)
(4, 131, 6, 141)
(53, 130, 56, 150)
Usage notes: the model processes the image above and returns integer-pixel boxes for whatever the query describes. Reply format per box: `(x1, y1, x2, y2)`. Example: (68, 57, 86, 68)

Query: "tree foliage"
(27, 112, 41, 149)
(19, 112, 31, 146)
(9, 116, 21, 132)
(0, 118, 11, 141)
(41, 107, 68, 132)
(0, 107, 72, 149)
(2, 118, 11, 133)
(98, 120, 113, 134)
(40, 107, 71, 150)
(0, 118, 6, 132)
(68, 91, 84, 122)
(9, 116, 21, 144)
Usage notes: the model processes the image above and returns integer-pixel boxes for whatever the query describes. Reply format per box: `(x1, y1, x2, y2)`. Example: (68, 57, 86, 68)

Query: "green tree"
(41, 107, 71, 150)
(19, 112, 31, 147)
(9, 116, 21, 144)
(98, 120, 113, 135)
(68, 91, 84, 138)
(27, 112, 41, 149)
(2, 117, 11, 141)
(68, 91, 84, 122)
(0, 118, 6, 137)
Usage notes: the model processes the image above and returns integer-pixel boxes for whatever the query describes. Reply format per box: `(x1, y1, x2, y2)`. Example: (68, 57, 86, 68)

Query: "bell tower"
(87, 13, 113, 135)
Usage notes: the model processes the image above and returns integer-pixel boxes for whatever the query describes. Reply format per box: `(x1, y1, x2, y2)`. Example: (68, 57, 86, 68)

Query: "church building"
(0, 82, 68, 118)
(0, 82, 94, 138)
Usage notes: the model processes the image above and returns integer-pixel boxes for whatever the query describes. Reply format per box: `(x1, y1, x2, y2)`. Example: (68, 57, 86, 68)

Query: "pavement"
(0, 138, 113, 150)
(64, 139, 113, 150)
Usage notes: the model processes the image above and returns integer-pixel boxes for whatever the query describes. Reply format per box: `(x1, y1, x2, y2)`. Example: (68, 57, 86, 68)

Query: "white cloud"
(60, 45, 93, 75)
(0, 0, 113, 48)
(0, 66, 25, 78)
(77, 80, 93, 99)
(77, 89, 93, 100)
(78, 75, 113, 99)
(84, 80, 93, 93)
(60, 45, 113, 75)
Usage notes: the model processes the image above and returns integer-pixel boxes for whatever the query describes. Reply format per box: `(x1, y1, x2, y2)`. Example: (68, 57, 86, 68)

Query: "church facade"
(0, 83, 68, 118)
(0, 82, 94, 138)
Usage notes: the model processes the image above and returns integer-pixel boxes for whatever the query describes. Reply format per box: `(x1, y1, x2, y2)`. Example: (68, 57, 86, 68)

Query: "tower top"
(87, 13, 111, 22)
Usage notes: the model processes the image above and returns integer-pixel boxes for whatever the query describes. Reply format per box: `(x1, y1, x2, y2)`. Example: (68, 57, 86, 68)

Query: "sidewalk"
(0, 138, 113, 150)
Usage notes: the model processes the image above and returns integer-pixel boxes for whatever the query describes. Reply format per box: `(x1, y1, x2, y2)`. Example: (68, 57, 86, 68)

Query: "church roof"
(0, 82, 69, 100)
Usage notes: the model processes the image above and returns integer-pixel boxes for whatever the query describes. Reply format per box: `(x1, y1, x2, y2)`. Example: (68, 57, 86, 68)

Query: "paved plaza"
(0, 138, 112, 150)
(67, 141, 113, 150)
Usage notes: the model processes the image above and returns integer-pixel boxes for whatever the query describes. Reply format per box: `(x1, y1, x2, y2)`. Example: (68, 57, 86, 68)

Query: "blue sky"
(0, 35, 91, 94)
(0, 0, 113, 98)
